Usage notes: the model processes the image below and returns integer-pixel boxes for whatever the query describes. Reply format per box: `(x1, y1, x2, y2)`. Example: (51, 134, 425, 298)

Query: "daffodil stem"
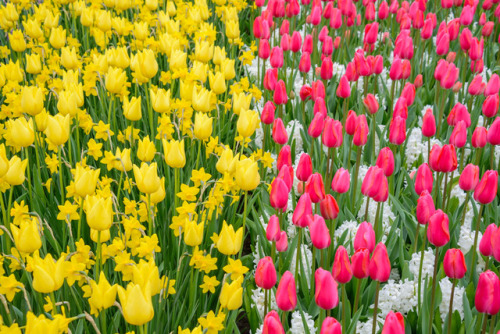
(195, 140, 201, 170)
(372, 281, 380, 334)
(447, 279, 456, 334)
(238, 191, 248, 259)
(174, 168, 180, 210)
(429, 246, 440, 334)
(24, 149, 33, 206)
(58, 148, 65, 204)
(77, 203, 83, 242)
(147, 194, 152, 236)
(96, 231, 102, 279)
(470, 204, 484, 280)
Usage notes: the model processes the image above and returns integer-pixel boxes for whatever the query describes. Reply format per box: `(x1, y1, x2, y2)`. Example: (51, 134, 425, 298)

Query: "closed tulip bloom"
(308, 112, 325, 138)
(331, 168, 350, 193)
(270, 46, 284, 68)
(363, 94, 379, 114)
(487, 117, 500, 145)
(275, 271, 297, 312)
(320, 194, 339, 220)
(482, 94, 499, 118)
(299, 52, 311, 73)
(84, 195, 114, 231)
(314, 98, 328, 119)
(475, 271, 500, 315)
(235, 158, 260, 191)
(123, 96, 142, 121)
(26, 53, 42, 74)
(480, 224, 497, 257)
(273, 80, 288, 105)
(29, 252, 65, 293)
(118, 283, 154, 325)
(472, 127, 488, 148)
(49, 26, 66, 49)
(7, 117, 34, 148)
(336, 75, 351, 98)
(0, 144, 9, 178)
(459, 164, 479, 192)
(150, 88, 171, 113)
(352, 248, 370, 279)
(322, 118, 343, 148)
(361, 166, 389, 202)
(137, 137, 156, 162)
(485, 74, 500, 96)
(345, 110, 358, 136)
(443, 248, 467, 279)
(87, 272, 117, 316)
(74, 165, 100, 197)
(45, 114, 70, 146)
(276, 231, 288, 252)
(369, 243, 391, 282)
(427, 210, 450, 247)
(429, 144, 458, 173)
(105, 67, 127, 95)
(162, 139, 186, 169)
(270, 177, 289, 211)
(262, 311, 285, 334)
(113, 148, 133, 172)
(389, 116, 406, 145)
(306, 173, 326, 203)
(414, 163, 433, 195)
(292, 193, 313, 227)
(21, 86, 44, 116)
(277, 145, 292, 171)
(221, 277, 244, 310)
(382, 311, 405, 334)
(315, 268, 339, 310)
(376, 147, 395, 177)
(449, 120, 467, 148)
(332, 246, 353, 284)
(309, 214, 331, 249)
(422, 108, 436, 137)
(133, 163, 161, 194)
(261, 101, 276, 125)
(184, 219, 204, 247)
(266, 215, 281, 242)
(296, 153, 313, 182)
(215, 221, 243, 255)
(4, 156, 28, 186)
(272, 118, 288, 145)
(237, 109, 260, 138)
(11, 217, 42, 254)
(255, 257, 277, 290)
(320, 317, 342, 334)
(353, 114, 369, 146)
(473, 170, 498, 204)
(354, 222, 376, 253)
(416, 190, 435, 225)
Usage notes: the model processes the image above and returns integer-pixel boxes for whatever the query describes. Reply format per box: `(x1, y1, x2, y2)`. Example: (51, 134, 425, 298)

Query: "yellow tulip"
(21, 86, 44, 116)
(145, 0, 158, 10)
(162, 139, 186, 169)
(226, 20, 240, 41)
(4, 61, 23, 82)
(192, 86, 212, 113)
(9, 30, 26, 52)
(118, 283, 154, 326)
(180, 80, 194, 101)
(11, 217, 42, 254)
(219, 277, 243, 310)
(221, 59, 236, 80)
(184, 219, 204, 247)
(132, 260, 162, 296)
(4, 156, 27, 186)
(84, 195, 114, 231)
(80, 7, 94, 27)
(138, 49, 158, 79)
(44, 12, 60, 30)
(26, 53, 42, 74)
(235, 158, 260, 191)
(209, 71, 226, 95)
(56, 90, 79, 116)
(25, 19, 43, 39)
(105, 67, 127, 95)
(44, 114, 70, 146)
(7, 117, 34, 148)
(49, 26, 66, 49)
(137, 137, 156, 162)
(193, 112, 213, 141)
(74, 165, 100, 197)
(123, 96, 142, 121)
(133, 163, 161, 194)
(90, 228, 110, 243)
(150, 177, 166, 204)
(134, 21, 149, 41)
(191, 61, 208, 83)
(150, 88, 171, 113)
(87, 272, 117, 315)
(35, 110, 49, 132)
(61, 47, 78, 70)
(195, 40, 214, 63)
(28, 252, 65, 293)
(96, 10, 112, 32)
(213, 46, 226, 66)
(114, 148, 133, 172)
(232, 92, 252, 115)
(108, 47, 130, 69)
(237, 109, 260, 138)
(0, 144, 8, 177)
(169, 49, 187, 70)
(25, 312, 70, 333)
(216, 148, 234, 175)
(216, 221, 243, 256)
(167, 1, 177, 16)
(158, 32, 180, 57)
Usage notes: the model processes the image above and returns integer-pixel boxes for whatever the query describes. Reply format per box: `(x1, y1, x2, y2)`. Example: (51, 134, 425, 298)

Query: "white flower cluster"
(409, 247, 436, 280)
(377, 279, 420, 317)
(251, 287, 278, 320)
(439, 278, 465, 322)
(357, 319, 378, 334)
(290, 310, 316, 334)
(334, 220, 359, 251)
(405, 127, 441, 167)
(457, 225, 481, 256)
(286, 120, 304, 155)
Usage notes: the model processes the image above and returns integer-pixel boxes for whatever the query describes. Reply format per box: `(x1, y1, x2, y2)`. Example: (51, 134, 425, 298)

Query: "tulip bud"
(261, 101, 276, 125)
(416, 190, 435, 225)
(376, 147, 395, 177)
(272, 118, 288, 145)
(332, 246, 353, 284)
(270, 177, 289, 211)
(443, 248, 467, 279)
(308, 112, 325, 138)
(427, 209, 450, 247)
(262, 311, 285, 334)
(309, 214, 331, 249)
(331, 168, 350, 194)
(315, 268, 339, 310)
(459, 164, 479, 192)
(255, 257, 277, 290)
(306, 173, 326, 203)
(480, 224, 497, 257)
(276, 271, 297, 312)
(473, 170, 498, 205)
(320, 195, 339, 220)
(475, 270, 500, 315)
(336, 75, 351, 98)
(266, 215, 281, 242)
(369, 243, 391, 282)
(296, 153, 313, 182)
(353, 114, 369, 146)
(273, 80, 288, 105)
(382, 311, 405, 334)
(354, 222, 376, 253)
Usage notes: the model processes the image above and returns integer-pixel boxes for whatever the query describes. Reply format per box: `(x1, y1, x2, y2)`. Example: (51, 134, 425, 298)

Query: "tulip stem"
(413, 223, 420, 255)
(417, 224, 428, 315)
(427, 137, 431, 164)
(96, 231, 102, 279)
(58, 148, 65, 204)
(351, 146, 362, 212)
(364, 197, 370, 222)
(147, 194, 152, 236)
(446, 279, 456, 334)
(238, 191, 248, 259)
(264, 288, 268, 316)
(442, 172, 448, 210)
(295, 228, 302, 283)
(429, 246, 440, 334)
(490, 145, 495, 170)
(460, 192, 469, 226)
(353, 278, 362, 314)
(342, 284, 347, 331)
(489, 315, 496, 334)
(372, 281, 381, 334)
(470, 204, 484, 281)
(374, 202, 381, 242)
(481, 314, 488, 334)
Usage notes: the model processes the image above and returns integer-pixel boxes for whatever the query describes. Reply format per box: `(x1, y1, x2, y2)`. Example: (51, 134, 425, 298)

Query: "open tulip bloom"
(1, 0, 500, 333)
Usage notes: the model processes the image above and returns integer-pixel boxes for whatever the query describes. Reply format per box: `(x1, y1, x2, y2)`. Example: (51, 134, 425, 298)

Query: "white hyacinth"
(439, 278, 465, 322)
(250, 287, 278, 320)
(290, 310, 316, 334)
(409, 247, 436, 280)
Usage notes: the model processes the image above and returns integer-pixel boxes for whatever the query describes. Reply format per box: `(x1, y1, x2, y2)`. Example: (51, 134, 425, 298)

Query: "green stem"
(58, 147, 65, 204)
(238, 191, 248, 258)
(470, 204, 484, 280)
(446, 279, 456, 334)
(418, 224, 429, 315)
(295, 228, 302, 283)
(429, 246, 440, 334)
(374, 202, 381, 242)
(353, 278, 362, 314)
(351, 146, 363, 211)
(372, 281, 381, 334)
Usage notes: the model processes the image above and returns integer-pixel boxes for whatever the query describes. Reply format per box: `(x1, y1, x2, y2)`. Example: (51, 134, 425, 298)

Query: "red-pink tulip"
(270, 177, 289, 211)
(276, 271, 297, 312)
(482, 94, 499, 118)
(276, 231, 288, 252)
(480, 224, 497, 257)
(345, 110, 358, 135)
(429, 144, 458, 173)
(315, 268, 339, 310)
(376, 147, 395, 177)
(273, 80, 288, 105)
(277, 145, 291, 171)
(353, 114, 369, 146)
(299, 52, 311, 73)
(306, 173, 326, 203)
(308, 112, 325, 138)
(320, 317, 342, 334)
(448, 103, 471, 128)
(389, 116, 407, 145)
(362, 166, 389, 202)
(443, 248, 467, 279)
(322, 118, 343, 148)
(485, 74, 500, 96)
(473, 170, 498, 204)
(320, 194, 339, 220)
(487, 117, 500, 145)
(261, 101, 276, 125)
(255, 257, 277, 290)
(310, 214, 331, 250)
(459, 164, 479, 192)
(427, 209, 450, 247)
(296, 153, 312, 182)
(352, 248, 370, 279)
(363, 94, 379, 114)
(469, 75, 484, 95)
(414, 163, 433, 195)
(331, 168, 350, 194)
(272, 118, 288, 145)
(475, 271, 500, 315)
(422, 108, 436, 137)
(472, 127, 488, 148)
(266, 215, 281, 242)
(262, 311, 285, 334)
(449, 120, 467, 148)
(354, 222, 376, 253)
(369, 243, 391, 282)
(332, 246, 353, 284)
(292, 193, 313, 227)
(336, 75, 351, 98)
(416, 190, 435, 225)
(382, 311, 405, 334)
